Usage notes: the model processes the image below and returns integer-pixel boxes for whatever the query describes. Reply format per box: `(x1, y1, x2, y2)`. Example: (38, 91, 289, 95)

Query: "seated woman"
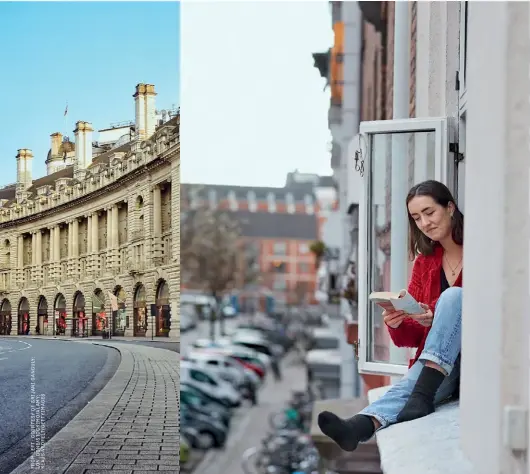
(318, 179, 464, 452)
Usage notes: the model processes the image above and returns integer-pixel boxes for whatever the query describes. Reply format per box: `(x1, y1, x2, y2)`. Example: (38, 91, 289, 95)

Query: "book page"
(391, 292, 424, 315)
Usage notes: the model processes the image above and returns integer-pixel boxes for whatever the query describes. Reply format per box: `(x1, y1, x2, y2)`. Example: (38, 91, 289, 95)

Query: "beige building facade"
(0, 83, 180, 339)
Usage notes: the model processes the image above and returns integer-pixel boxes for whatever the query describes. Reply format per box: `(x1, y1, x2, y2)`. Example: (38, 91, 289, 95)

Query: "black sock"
(397, 366, 445, 423)
(317, 412, 375, 452)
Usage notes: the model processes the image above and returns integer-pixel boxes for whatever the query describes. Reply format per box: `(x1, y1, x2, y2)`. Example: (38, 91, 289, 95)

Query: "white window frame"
(248, 191, 257, 212)
(228, 190, 238, 211)
(304, 194, 315, 214)
(458, 0, 468, 115)
(267, 192, 276, 213)
(286, 193, 295, 214)
(357, 117, 453, 376)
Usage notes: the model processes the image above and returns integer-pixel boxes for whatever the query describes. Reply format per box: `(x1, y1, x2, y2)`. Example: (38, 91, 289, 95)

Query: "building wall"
(459, 3, 529, 473)
(0, 125, 179, 339)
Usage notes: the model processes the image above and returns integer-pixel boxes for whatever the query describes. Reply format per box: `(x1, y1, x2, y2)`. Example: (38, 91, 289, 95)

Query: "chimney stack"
(16, 149, 33, 198)
(50, 132, 63, 156)
(133, 83, 157, 140)
(74, 121, 93, 170)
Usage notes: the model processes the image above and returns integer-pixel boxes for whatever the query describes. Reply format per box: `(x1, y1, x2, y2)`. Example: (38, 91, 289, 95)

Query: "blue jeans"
(360, 286, 463, 429)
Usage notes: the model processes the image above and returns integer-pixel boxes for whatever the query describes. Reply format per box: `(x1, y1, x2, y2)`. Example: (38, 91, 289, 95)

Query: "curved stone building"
(0, 83, 179, 338)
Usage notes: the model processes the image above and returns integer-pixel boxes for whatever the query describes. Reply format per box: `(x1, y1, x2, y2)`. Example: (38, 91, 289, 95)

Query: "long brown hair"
(406, 180, 464, 260)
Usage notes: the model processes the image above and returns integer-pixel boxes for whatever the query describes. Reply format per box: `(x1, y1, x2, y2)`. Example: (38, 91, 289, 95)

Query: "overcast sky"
(180, 1, 333, 188)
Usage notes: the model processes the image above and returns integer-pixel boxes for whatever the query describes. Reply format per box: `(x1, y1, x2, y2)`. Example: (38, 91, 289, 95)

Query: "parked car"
(181, 395, 230, 428)
(184, 349, 258, 390)
(181, 404, 228, 449)
(180, 382, 233, 426)
(231, 331, 280, 359)
(180, 361, 241, 408)
(193, 339, 271, 369)
(237, 322, 294, 350)
(181, 427, 200, 454)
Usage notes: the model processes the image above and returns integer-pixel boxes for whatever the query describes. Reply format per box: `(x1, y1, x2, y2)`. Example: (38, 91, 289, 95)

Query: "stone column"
(92, 212, 99, 273)
(107, 207, 113, 269)
(67, 222, 72, 259)
(36, 230, 42, 283)
(72, 220, 79, 256)
(92, 212, 99, 253)
(17, 234, 24, 284)
(72, 219, 79, 277)
(66, 222, 73, 278)
(153, 185, 162, 263)
(54, 226, 61, 280)
(36, 230, 42, 265)
(87, 215, 92, 273)
(112, 205, 119, 269)
(31, 232, 36, 266)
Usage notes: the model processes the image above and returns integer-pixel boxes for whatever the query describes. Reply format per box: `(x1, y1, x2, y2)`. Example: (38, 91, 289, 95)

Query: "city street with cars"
(179, 308, 337, 474)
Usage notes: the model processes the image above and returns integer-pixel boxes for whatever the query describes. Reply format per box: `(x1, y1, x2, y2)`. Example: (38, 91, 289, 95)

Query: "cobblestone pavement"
(191, 352, 307, 474)
(11, 342, 179, 474)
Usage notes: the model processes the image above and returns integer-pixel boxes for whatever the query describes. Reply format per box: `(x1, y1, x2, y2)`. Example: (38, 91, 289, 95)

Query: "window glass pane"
(273, 242, 287, 255)
(367, 130, 436, 364)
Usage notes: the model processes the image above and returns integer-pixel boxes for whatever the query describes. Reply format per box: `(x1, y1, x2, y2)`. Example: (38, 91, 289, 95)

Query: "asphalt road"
(0, 338, 120, 474)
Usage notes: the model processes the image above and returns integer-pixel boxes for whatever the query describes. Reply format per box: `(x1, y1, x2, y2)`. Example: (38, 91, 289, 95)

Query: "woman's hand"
(383, 309, 407, 329)
(409, 303, 434, 327)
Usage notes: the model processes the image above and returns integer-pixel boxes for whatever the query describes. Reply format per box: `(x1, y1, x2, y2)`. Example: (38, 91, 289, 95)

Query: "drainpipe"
(389, 1, 411, 369)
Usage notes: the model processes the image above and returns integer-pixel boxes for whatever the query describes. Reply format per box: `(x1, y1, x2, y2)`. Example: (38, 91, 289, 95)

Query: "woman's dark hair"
(406, 180, 464, 259)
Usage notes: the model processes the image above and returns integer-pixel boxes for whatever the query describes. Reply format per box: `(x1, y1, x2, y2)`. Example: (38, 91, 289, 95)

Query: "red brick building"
(181, 172, 336, 308)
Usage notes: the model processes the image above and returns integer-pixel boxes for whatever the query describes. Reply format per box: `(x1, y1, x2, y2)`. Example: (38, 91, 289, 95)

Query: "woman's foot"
(317, 412, 375, 452)
(397, 366, 445, 422)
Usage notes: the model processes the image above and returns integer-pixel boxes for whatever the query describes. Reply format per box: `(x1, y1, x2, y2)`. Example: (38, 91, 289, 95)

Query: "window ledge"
(368, 387, 474, 474)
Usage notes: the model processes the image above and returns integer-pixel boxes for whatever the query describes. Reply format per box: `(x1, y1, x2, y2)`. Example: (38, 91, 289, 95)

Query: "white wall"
(460, 3, 529, 474)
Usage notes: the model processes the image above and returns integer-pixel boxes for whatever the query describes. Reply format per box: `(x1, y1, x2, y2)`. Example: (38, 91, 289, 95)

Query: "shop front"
(133, 284, 147, 337)
(72, 292, 87, 337)
(112, 287, 127, 337)
(0, 299, 12, 335)
(37, 296, 48, 335)
(18, 298, 30, 335)
(54, 293, 67, 335)
(92, 289, 106, 336)
(155, 280, 171, 337)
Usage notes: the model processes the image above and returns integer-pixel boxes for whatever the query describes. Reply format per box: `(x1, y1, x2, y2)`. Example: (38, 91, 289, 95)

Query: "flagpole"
(63, 103, 68, 138)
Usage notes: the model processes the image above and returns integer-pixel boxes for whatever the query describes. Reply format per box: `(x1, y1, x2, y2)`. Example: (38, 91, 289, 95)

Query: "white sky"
(180, 1, 333, 187)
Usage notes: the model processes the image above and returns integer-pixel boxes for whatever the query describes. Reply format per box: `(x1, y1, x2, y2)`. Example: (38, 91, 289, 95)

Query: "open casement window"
(356, 117, 453, 376)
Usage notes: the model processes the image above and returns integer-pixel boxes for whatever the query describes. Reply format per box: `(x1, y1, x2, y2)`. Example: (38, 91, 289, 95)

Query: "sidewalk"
(2, 335, 180, 343)
(11, 341, 179, 474)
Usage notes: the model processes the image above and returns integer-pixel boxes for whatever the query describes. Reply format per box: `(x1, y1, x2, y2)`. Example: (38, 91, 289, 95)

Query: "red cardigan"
(386, 245, 463, 368)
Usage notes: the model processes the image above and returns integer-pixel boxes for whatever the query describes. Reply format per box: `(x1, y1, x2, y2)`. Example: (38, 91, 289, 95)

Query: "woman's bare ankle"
(370, 416, 381, 431)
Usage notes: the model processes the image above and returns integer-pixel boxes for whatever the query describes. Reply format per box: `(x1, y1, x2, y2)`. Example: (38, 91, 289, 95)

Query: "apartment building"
(0, 84, 180, 339)
(311, 2, 529, 474)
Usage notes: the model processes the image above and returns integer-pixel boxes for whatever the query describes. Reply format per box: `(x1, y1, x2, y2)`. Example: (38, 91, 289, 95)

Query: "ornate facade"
(0, 84, 180, 338)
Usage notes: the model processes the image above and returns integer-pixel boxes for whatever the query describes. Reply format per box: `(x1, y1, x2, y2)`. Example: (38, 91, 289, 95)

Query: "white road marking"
(0, 358, 8, 361)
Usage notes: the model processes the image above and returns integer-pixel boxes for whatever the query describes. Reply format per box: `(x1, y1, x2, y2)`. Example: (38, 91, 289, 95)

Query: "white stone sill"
(368, 386, 475, 474)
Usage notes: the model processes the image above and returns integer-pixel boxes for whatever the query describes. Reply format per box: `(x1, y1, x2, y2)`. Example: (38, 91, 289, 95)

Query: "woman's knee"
(436, 286, 462, 308)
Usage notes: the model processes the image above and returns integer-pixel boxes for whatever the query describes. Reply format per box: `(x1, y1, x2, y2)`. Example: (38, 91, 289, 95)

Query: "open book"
(369, 290, 424, 315)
